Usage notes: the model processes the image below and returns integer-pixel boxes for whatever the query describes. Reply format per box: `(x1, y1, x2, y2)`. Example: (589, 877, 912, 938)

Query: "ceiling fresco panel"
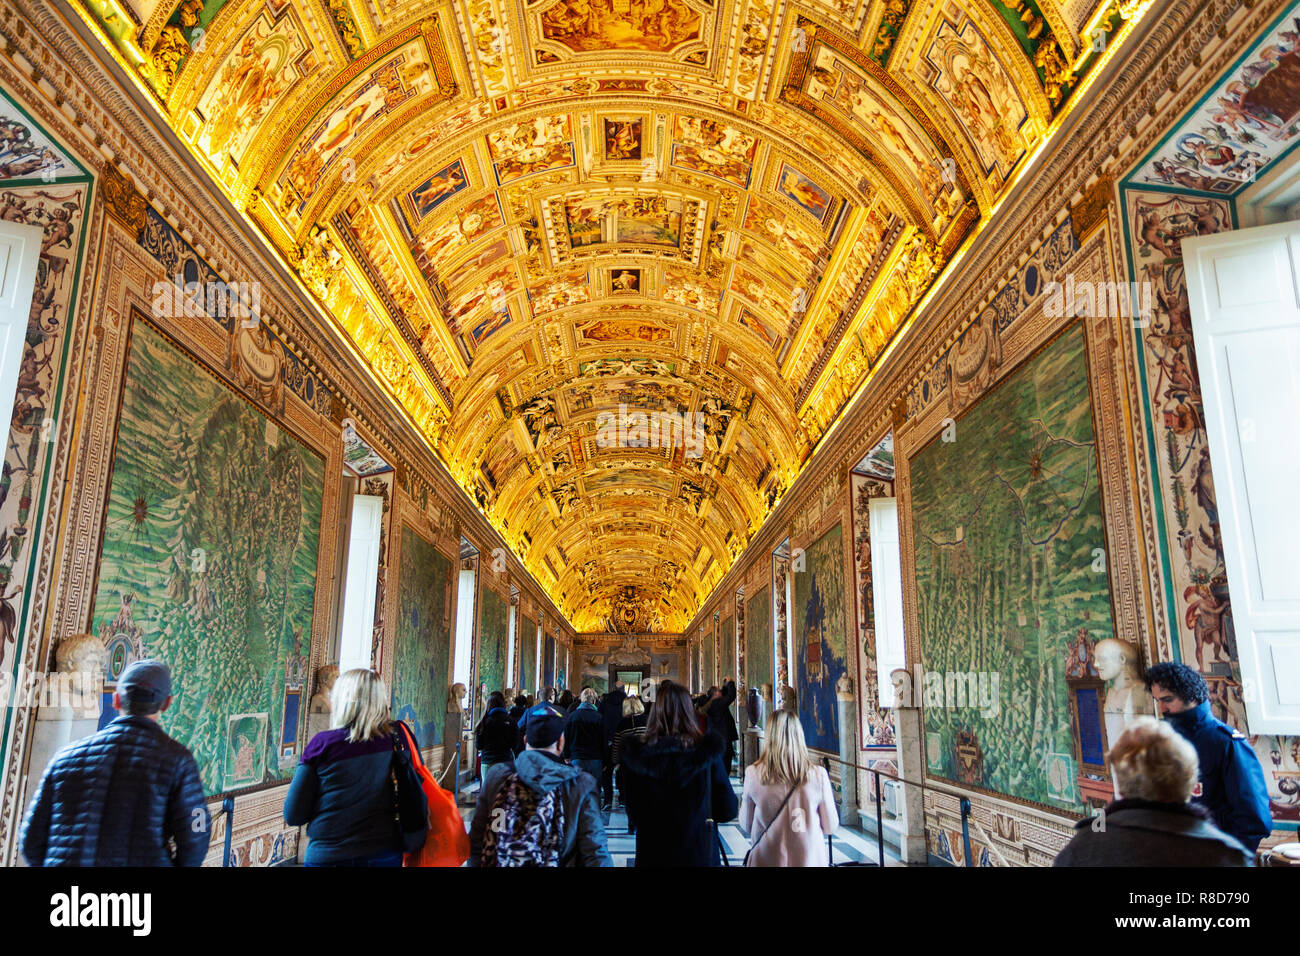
(70, 0, 1148, 630)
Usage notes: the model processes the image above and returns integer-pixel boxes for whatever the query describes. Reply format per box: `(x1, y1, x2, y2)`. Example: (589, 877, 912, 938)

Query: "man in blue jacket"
(1144, 662, 1272, 855)
(21, 659, 211, 866)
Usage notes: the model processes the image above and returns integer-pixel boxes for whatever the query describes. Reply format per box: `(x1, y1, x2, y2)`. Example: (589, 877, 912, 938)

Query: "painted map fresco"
(794, 523, 848, 753)
(744, 586, 771, 691)
(90, 319, 324, 796)
(702, 630, 714, 688)
(544, 633, 555, 688)
(910, 324, 1111, 812)
(392, 524, 451, 749)
(719, 614, 734, 684)
(478, 587, 508, 695)
(520, 619, 537, 693)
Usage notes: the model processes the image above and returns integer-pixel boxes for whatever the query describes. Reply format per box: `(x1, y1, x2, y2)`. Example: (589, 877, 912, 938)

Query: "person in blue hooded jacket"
(1144, 662, 1272, 854)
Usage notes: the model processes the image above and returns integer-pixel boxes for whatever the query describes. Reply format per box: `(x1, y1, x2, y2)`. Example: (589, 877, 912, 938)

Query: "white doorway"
(1183, 221, 1300, 735)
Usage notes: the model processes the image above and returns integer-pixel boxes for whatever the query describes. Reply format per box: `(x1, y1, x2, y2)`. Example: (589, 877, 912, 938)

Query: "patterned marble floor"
(458, 769, 903, 867)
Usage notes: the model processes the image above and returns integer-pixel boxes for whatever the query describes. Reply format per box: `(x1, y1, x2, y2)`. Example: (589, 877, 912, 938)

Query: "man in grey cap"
(21, 658, 211, 866)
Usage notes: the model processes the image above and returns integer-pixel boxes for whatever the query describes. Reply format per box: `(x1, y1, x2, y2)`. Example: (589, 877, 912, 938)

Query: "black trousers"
(601, 759, 615, 805)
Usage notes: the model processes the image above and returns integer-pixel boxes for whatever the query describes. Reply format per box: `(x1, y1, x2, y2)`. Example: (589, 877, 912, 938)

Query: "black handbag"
(391, 721, 430, 854)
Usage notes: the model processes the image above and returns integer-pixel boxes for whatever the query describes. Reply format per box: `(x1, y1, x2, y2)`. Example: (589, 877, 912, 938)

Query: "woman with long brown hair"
(617, 680, 738, 866)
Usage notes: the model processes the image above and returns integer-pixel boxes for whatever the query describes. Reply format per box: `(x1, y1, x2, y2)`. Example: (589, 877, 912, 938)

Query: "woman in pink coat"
(739, 709, 839, 866)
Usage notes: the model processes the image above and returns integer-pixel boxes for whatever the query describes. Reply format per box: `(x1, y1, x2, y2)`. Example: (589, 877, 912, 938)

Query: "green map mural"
(745, 586, 771, 692)
(720, 615, 735, 684)
(478, 588, 508, 696)
(90, 319, 324, 796)
(392, 524, 451, 749)
(794, 523, 848, 753)
(520, 618, 537, 693)
(910, 324, 1111, 812)
(702, 631, 715, 688)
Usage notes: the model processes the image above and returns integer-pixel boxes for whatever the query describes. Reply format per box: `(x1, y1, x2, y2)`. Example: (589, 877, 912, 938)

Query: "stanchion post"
(873, 769, 885, 867)
(222, 796, 234, 867)
(960, 797, 972, 868)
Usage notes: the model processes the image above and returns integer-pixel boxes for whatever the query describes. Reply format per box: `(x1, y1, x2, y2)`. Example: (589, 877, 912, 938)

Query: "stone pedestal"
(28, 707, 100, 794)
(743, 686, 754, 775)
(893, 705, 929, 864)
(835, 683, 860, 827)
(306, 711, 330, 745)
(443, 710, 463, 782)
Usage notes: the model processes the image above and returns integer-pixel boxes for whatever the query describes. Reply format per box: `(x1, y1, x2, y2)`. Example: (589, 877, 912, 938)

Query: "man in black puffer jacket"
(21, 659, 211, 867)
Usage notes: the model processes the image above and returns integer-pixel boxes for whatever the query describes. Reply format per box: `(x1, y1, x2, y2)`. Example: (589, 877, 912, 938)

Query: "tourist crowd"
(17, 657, 1272, 868)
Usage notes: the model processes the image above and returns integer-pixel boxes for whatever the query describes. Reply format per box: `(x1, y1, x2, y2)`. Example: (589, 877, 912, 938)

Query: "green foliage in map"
(720, 615, 734, 684)
(745, 586, 771, 692)
(478, 588, 508, 696)
(520, 618, 537, 693)
(90, 320, 324, 796)
(909, 324, 1111, 812)
(392, 524, 451, 749)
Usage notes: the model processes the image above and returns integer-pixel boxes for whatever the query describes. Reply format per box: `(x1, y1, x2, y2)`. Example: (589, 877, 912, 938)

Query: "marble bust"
(1094, 638, 1154, 746)
(890, 668, 914, 708)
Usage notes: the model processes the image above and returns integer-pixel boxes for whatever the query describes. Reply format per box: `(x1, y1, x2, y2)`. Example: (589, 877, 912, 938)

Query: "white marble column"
(893, 704, 929, 863)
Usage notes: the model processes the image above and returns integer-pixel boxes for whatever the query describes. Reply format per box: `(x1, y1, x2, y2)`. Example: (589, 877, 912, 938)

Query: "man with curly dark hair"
(1144, 661, 1271, 854)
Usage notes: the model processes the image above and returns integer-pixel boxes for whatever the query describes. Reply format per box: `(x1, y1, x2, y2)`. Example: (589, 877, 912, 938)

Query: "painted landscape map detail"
(478, 588, 508, 697)
(720, 615, 734, 684)
(794, 523, 848, 753)
(90, 319, 324, 796)
(745, 586, 771, 692)
(392, 525, 451, 749)
(910, 324, 1111, 812)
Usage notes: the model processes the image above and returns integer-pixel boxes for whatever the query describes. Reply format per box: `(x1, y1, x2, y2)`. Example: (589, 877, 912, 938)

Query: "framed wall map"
(88, 314, 325, 796)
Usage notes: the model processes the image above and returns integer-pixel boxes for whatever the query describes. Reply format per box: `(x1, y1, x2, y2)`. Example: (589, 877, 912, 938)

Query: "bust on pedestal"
(28, 634, 106, 794)
(444, 682, 467, 777)
(889, 667, 928, 864)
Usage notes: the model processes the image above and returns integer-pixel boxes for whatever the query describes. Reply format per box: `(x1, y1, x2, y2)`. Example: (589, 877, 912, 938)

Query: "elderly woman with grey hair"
(1054, 717, 1251, 867)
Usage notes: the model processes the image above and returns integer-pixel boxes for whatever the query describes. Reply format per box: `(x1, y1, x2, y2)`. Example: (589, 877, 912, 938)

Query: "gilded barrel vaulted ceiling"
(73, 0, 1152, 631)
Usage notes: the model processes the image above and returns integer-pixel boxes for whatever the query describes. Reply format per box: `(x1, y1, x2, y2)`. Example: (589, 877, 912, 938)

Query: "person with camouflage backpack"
(469, 704, 612, 867)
